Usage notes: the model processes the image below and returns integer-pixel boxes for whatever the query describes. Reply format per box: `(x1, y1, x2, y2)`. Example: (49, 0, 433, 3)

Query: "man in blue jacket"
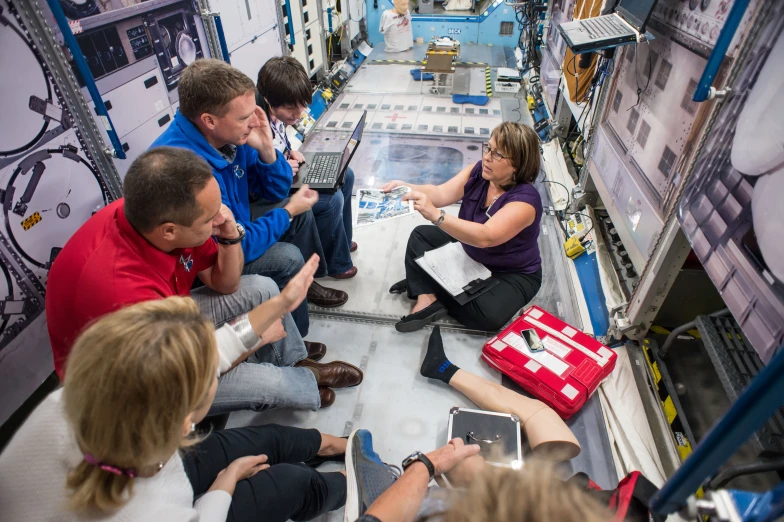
(151, 59, 348, 348)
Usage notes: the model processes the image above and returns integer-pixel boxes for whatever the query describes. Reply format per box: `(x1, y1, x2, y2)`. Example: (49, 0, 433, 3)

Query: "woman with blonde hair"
(0, 266, 349, 521)
(384, 122, 544, 333)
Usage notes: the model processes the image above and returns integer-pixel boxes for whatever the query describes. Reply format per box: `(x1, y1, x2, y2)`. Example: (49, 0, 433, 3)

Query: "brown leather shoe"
(304, 341, 327, 362)
(307, 282, 348, 307)
(319, 387, 336, 408)
(350, 241, 358, 253)
(297, 359, 363, 388)
(332, 266, 358, 280)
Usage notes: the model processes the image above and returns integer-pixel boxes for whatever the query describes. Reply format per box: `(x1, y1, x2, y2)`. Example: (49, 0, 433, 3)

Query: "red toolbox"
(482, 305, 617, 418)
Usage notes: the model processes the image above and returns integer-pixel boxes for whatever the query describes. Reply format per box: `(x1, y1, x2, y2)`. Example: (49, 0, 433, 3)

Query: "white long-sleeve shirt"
(0, 389, 231, 522)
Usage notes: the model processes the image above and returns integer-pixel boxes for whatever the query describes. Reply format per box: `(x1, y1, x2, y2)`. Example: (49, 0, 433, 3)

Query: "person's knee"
(242, 275, 281, 302)
(466, 308, 513, 332)
(324, 191, 344, 216)
(296, 209, 316, 228)
(276, 242, 305, 274)
(343, 168, 355, 190)
(270, 463, 319, 492)
(409, 224, 429, 244)
(407, 224, 433, 253)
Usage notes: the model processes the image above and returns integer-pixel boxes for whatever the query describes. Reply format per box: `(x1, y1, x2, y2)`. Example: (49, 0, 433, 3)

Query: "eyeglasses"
(482, 143, 508, 162)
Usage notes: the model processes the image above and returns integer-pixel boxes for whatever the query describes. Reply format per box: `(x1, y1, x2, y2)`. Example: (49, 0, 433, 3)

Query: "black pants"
(183, 424, 346, 522)
(404, 225, 543, 331)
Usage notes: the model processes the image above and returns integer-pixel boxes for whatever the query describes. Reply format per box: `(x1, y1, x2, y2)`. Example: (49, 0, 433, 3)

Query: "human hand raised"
(279, 254, 319, 312)
(403, 191, 440, 222)
(212, 204, 239, 240)
(245, 106, 276, 163)
(284, 185, 319, 217)
(380, 180, 407, 192)
(425, 438, 481, 476)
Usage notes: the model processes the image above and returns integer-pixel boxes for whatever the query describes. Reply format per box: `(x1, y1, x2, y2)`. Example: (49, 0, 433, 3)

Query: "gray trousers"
(191, 275, 320, 414)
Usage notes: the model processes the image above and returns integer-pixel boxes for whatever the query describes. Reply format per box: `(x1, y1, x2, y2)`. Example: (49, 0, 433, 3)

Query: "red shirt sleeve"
(193, 237, 219, 273)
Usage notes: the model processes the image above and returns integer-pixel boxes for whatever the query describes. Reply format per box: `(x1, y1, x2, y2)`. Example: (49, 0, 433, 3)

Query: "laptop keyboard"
(580, 16, 629, 39)
(303, 154, 339, 184)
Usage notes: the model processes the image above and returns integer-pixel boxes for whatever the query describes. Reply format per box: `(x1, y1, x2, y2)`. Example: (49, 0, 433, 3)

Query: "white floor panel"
(319, 204, 459, 323)
(315, 90, 503, 137)
(346, 64, 422, 94)
(301, 131, 484, 190)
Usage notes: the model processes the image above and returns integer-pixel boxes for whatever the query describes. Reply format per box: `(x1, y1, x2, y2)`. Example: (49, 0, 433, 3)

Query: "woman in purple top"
(382, 122, 543, 333)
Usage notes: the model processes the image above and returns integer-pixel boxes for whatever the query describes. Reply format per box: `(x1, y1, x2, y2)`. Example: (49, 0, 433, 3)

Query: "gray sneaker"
(344, 429, 401, 522)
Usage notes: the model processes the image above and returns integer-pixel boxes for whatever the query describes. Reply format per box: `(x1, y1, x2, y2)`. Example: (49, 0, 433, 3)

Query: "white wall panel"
(210, 0, 280, 52)
(229, 29, 283, 82)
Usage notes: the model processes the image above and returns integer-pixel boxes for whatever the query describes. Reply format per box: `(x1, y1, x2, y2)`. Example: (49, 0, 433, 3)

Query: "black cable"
(561, 211, 594, 236)
(628, 42, 651, 110)
(539, 179, 571, 207)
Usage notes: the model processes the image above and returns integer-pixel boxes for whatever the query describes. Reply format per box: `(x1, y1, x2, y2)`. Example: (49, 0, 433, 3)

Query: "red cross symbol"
(384, 112, 408, 122)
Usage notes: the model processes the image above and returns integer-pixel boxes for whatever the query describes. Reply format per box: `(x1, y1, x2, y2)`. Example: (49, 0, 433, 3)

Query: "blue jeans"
(242, 242, 309, 338)
(311, 167, 354, 275)
(191, 275, 320, 414)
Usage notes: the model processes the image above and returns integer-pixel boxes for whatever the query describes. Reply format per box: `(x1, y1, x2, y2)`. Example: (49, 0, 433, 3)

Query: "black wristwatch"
(215, 223, 246, 245)
(402, 451, 435, 479)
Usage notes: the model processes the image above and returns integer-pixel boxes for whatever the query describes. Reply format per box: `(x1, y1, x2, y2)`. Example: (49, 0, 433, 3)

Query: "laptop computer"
(291, 111, 367, 193)
(556, 0, 657, 54)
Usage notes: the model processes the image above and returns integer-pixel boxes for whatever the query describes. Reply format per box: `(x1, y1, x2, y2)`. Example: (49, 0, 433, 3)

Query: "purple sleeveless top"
(457, 161, 542, 274)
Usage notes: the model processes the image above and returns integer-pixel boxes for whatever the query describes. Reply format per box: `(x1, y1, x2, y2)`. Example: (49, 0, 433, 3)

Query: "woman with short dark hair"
(385, 122, 543, 333)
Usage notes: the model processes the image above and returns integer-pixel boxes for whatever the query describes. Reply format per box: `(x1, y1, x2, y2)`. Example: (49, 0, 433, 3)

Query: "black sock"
(420, 326, 459, 384)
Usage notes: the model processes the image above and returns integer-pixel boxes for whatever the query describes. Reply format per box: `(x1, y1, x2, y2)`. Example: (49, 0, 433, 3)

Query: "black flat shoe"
(395, 301, 447, 333)
(389, 279, 408, 295)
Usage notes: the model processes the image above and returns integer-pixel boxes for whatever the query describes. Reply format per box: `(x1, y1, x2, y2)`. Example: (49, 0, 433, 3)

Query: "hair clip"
(83, 453, 138, 478)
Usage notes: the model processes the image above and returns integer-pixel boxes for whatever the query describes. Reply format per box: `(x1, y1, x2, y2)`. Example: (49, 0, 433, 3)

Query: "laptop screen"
(616, 0, 657, 32)
(338, 111, 366, 174)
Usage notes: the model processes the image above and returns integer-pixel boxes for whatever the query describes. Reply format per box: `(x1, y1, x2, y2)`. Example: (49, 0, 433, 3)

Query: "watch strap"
(215, 224, 245, 245)
(403, 452, 435, 479)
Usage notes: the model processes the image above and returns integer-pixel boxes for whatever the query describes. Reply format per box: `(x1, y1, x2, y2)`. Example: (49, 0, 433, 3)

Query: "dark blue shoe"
(344, 429, 401, 521)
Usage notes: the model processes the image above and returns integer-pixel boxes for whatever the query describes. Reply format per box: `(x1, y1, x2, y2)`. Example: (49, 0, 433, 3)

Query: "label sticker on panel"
(21, 212, 42, 231)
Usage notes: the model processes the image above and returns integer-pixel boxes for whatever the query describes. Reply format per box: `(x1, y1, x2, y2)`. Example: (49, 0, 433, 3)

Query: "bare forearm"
(247, 295, 288, 337)
(211, 243, 244, 294)
(256, 144, 277, 164)
(208, 468, 238, 496)
(364, 464, 430, 522)
(410, 184, 460, 208)
(437, 214, 494, 248)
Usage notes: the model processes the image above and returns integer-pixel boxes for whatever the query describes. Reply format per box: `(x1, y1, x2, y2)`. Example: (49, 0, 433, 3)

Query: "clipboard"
(415, 254, 499, 305)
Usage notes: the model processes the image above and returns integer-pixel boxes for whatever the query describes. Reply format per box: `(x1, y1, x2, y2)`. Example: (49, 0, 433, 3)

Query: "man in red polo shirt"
(46, 146, 362, 411)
